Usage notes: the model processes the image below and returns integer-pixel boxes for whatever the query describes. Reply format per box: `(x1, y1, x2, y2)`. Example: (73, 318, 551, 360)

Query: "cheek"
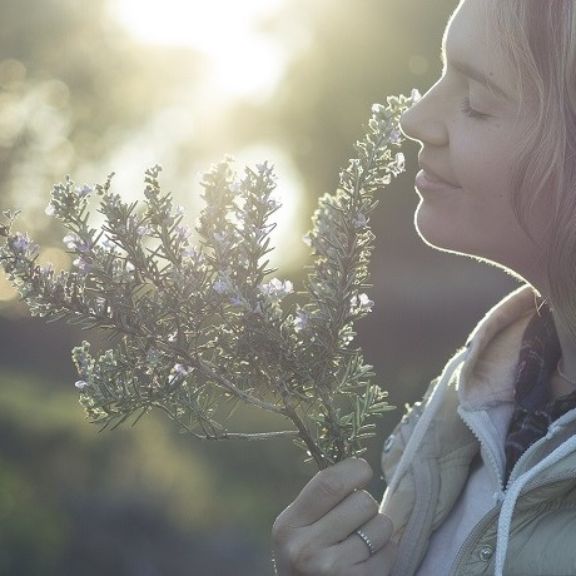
(453, 132, 514, 191)
(414, 161, 523, 257)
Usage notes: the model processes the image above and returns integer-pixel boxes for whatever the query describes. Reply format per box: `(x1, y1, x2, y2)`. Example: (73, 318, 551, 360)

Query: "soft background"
(0, 0, 519, 574)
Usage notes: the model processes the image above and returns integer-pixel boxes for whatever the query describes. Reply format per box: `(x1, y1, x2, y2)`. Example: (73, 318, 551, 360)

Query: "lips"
(418, 161, 458, 187)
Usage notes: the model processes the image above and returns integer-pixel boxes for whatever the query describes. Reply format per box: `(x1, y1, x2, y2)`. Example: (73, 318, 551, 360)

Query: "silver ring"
(355, 528, 376, 556)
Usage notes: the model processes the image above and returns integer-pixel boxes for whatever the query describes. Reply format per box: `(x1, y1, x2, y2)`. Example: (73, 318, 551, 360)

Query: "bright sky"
(112, 0, 290, 100)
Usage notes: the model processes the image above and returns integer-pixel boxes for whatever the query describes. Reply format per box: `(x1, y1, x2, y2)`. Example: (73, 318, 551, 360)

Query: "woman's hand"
(272, 457, 396, 576)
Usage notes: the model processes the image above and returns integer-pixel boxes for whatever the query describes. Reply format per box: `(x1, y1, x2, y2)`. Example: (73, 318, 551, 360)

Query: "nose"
(399, 83, 449, 147)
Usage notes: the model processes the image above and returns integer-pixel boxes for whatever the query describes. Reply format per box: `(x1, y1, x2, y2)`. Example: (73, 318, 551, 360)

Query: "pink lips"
(415, 169, 461, 192)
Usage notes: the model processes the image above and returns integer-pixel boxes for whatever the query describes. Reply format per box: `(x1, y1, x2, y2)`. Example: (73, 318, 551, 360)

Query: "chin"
(413, 208, 534, 280)
(414, 206, 484, 259)
(414, 204, 461, 253)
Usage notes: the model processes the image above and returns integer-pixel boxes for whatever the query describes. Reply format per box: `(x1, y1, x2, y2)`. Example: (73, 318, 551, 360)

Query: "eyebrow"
(441, 45, 512, 102)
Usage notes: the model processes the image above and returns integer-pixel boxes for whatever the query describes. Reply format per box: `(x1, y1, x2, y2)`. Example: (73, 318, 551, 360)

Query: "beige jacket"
(380, 284, 576, 576)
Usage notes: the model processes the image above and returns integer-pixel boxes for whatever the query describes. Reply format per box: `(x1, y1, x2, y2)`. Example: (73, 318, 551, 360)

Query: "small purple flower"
(213, 274, 234, 295)
(213, 231, 232, 247)
(75, 380, 90, 391)
(176, 225, 191, 241)
(352, 212, 368, 229)
(73, 256, 93, 274)
(388, 129, 402, 146)
(12, 233, 31, 253)
(183, 246, 201, 260)
(294, 310, 309, 331)
(74, 184, 93, 198)
(136, 224, 152, 237)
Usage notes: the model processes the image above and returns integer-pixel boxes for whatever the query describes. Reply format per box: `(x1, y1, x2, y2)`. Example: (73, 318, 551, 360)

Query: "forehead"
(442, 0, 514, 94)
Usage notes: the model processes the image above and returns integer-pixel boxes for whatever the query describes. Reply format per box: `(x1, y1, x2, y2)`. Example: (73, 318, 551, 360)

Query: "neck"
(549, 309, 576, 400)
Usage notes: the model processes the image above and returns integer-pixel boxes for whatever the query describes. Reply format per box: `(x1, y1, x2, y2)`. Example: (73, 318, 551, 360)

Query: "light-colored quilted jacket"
(379, 283, 576, 576)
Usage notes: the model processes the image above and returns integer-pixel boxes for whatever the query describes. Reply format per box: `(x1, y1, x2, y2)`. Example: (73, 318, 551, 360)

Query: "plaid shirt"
(504, 299, 576, 485)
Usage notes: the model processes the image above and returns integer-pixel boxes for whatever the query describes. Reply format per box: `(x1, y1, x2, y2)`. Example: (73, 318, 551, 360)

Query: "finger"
(307, 489, 379, 546)
(333, 513, 394, 565)
(281, 458, 373, 527)
(356, 539, 398, 576)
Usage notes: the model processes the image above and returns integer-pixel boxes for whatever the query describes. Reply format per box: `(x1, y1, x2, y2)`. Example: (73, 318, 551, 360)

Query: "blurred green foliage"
(0, 0, 522, 573)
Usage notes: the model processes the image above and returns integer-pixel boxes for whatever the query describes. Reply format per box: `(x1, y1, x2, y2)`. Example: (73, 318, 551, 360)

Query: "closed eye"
(460, 96, 490, 121)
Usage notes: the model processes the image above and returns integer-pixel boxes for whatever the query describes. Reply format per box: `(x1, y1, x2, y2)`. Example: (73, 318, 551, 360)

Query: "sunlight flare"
(112, 0, 288, 99)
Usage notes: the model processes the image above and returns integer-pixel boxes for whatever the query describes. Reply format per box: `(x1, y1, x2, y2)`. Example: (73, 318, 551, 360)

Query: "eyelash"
(460, 96, 489, 120)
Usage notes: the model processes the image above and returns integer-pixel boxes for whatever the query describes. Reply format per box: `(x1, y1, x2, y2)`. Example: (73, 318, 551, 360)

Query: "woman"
(272, 0, 576, 574)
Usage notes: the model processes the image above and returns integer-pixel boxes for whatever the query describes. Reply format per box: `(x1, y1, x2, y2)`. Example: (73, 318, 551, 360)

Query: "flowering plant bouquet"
(0, 92, 418, 469)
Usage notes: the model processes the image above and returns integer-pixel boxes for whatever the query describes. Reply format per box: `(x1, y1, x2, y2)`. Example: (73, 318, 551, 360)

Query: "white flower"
(100, 235, 115, 251)
(259, 278, 294, 300)
(267, 197, 281, 211)
(63, 233, 89, 252)
(173, 363, 189, 376)
(45, 203, 56, 216)
(395, 152, 406, 171)
(63, 234, 77, 249)
(73, 256, 93, 273)
(350, 293, 374, 313)
(74, 380, 90, 391)
(302, 232, 313, 247)
(125, 261, 135, 273)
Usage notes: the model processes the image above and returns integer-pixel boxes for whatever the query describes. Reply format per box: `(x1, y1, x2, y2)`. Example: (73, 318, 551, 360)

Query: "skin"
(273, 1, 576, 574)
(272, 458, 396, 575)
(401, 0, 576, 398)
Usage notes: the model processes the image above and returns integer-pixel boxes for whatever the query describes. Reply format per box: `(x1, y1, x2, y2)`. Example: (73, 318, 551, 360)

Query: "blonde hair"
(486, 0, 576, 340)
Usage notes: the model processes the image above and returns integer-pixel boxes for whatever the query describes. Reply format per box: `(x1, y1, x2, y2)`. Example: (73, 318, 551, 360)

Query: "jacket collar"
(457, 284, 542, 410)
